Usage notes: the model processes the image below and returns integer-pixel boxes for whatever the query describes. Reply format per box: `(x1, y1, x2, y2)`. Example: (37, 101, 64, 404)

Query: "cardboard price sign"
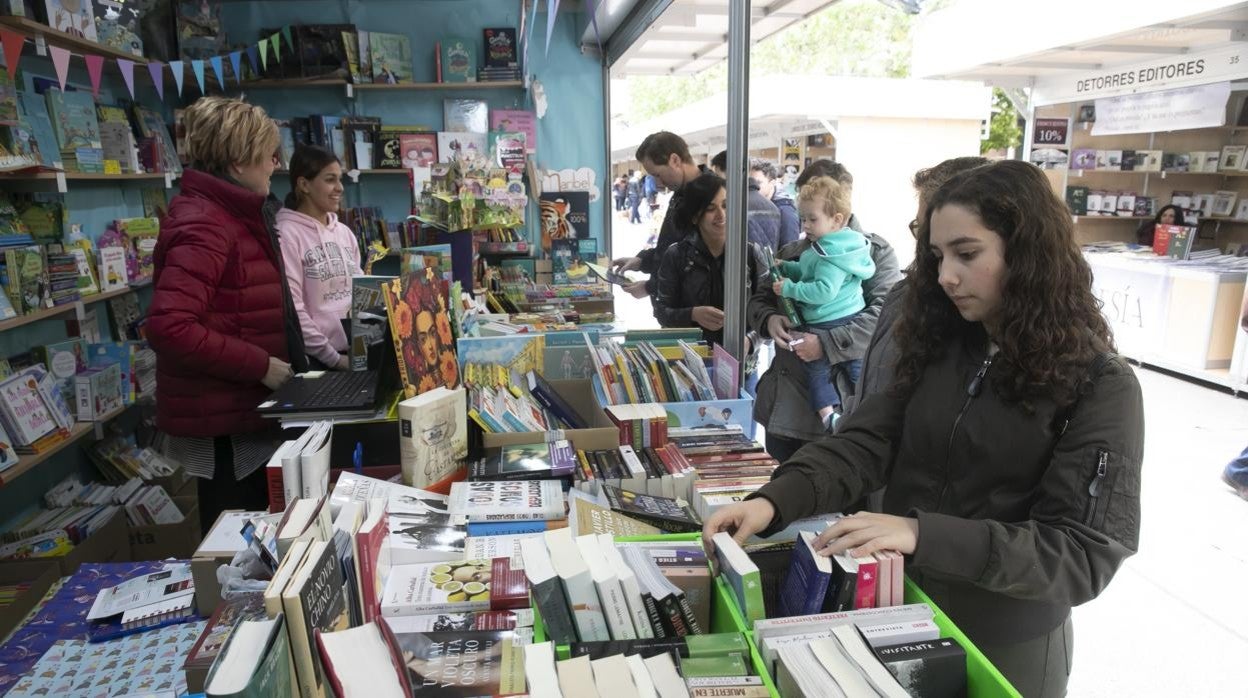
(1033, 118, 1070, 146)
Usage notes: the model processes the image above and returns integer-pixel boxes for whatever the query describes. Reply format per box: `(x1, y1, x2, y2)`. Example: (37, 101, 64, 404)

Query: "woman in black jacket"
(651, 173, 769, 348)
(704, 161, 1144, 698)
(1135, 203, 1184, 246)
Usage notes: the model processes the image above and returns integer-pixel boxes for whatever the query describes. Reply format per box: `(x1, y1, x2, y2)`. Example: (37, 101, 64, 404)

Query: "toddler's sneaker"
(1222, 470, 1248, 501)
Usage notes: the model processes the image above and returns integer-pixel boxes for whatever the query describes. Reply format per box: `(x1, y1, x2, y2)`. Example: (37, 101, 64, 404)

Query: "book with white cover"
(777, 644, 843, 698)
(330, 472, 462, 521)
(591, 654, 639, 698)
(545, 528, 609, 642)
(626, 653, 658, 698)
(597, 533, 653, 639)
(280, 425, 321, 506)
(300, 421, 333, 499)
(314, 621, 409, 698)
(524, 641, 564, 698)
(860, 618, 940, 648)
(556, 655, 600, 698)
(752, 603, 935, 645)
(575, 534, 636, 640)
(808, 636, 877, 697)
(449, 479, 566, 522)
(641, 652, 689, 698)
(829, 625, 910, 697)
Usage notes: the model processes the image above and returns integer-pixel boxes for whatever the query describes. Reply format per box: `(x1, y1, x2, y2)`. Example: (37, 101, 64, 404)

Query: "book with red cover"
(684, 451, 774, 465)
(354, 501, 390, 622)
(490, 557, 530, 610)
(854, 555, 879, 610)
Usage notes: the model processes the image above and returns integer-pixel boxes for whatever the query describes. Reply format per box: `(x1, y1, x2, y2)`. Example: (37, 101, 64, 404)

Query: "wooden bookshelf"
(354, 81, 524, 91)
(0, 404, 129, 487)
(0, 15, 148, 65)
(0, 303, 76, 333)
(237, 77, 350, 89)
(84, 287, 134, 305)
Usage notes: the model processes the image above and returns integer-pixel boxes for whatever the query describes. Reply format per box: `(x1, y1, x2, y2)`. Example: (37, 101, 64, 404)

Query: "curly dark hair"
(893, 160, 1114, 410)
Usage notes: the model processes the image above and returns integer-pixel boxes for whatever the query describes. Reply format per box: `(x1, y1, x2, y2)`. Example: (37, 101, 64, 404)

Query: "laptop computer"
(256, 314, 399, 419)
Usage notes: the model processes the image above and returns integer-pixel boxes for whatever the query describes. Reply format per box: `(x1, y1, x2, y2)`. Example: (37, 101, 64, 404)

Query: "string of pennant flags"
(0, 0, 602, 104)
(0, 24, 295, 102)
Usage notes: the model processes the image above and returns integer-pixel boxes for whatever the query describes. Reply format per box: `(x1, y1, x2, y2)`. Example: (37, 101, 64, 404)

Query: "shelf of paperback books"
(530, 533, 1020, 698)
(235, 77, 524, 98)
(0, 15, 148, 65)
(0, 285, 147, 334)
(0, 403, 129, 487)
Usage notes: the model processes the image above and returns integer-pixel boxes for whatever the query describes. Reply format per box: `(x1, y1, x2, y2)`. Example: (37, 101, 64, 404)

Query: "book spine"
(532, 577, 578, 645)
(657, 594, 689, 637)
(674, 592, 703, 635)
(640, 592, 668, 639)
(854, 558, 878, 610)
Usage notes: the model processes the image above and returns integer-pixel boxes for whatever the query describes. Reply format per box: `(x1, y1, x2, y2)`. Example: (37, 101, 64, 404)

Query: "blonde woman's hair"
(798, 176, 852, 220)
(182, 96, 279, 174)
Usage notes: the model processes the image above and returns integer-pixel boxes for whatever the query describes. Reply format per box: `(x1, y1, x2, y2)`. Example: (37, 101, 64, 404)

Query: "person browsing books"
(705, 160, 1145, 698)
(651, 173, 769, 352)
(748, 159, 901, 462)
(276, 145, 364, 371)
(771, 176, 875, 431)
(147, 96, 309, 529)
(611, 131, 705, 299)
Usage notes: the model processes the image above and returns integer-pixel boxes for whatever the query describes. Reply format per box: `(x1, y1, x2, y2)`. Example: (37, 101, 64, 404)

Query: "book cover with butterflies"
(538, 191, 589, 251)
(382, 268, 460, 398)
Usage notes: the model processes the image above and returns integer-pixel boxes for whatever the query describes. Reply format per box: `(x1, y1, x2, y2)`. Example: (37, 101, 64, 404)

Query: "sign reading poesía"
(1033, 44, 1247, 105)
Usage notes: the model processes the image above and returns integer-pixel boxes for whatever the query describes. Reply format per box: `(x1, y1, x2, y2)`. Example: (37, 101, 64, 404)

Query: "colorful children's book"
(17, 90, 62, 168)
(369, 32, 414, 83)
(399, 133, 438, 168)
(482, 27, 517, 68)
(551, 239, 597, 284)
(93, 0, 144, 57)
(45, 88, 104, 173)
(43, 0, 98, 40)
(440, 36, 477, 83)
(175, 0, 224, 60)
(444, 98, 489, 134)
(436, 131, 487, 164)
(490, 109, 536, 154)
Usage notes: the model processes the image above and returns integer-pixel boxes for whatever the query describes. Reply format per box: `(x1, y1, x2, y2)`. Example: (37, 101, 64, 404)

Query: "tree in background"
(982, 87, 1022, 155)
(627, 0, 919, 122)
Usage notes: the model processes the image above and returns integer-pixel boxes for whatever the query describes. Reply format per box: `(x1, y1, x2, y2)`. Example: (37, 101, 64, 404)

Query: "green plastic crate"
(530, 533, 1020, 697)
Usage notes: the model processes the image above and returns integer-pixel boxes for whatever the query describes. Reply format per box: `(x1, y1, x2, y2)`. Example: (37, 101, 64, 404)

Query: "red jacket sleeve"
(146, 216, 271, 384)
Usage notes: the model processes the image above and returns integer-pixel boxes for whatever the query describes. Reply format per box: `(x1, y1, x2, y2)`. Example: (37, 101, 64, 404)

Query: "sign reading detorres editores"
(1033, 44, 1247, 106)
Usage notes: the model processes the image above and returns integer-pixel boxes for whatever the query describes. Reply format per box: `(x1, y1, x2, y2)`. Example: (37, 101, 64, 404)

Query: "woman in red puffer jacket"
(147, 96, 308, 529)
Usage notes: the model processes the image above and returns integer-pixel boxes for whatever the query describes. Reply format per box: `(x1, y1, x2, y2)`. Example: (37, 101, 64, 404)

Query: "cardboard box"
(5, 512, 131, 577)
(592, 373, 756, 437)
(0, 560, 60, 639)
(152, 468, 190, 499)
(479, 378, 620, 452)
(192, 509, 252, 617)
(128, 496, 202, 561)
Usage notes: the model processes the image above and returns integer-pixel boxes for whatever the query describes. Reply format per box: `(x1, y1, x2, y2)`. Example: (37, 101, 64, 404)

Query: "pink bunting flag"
(148, 61, 165, 100)
(0, 28, 24, 82)
(169, 60, 185, 96)
(116, 58, 136, 98)
(50, 45, 72, 90)
(85, 54, 106, 96)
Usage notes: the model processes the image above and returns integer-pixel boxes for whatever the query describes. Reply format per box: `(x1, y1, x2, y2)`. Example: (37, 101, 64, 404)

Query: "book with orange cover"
(381, 268, 460, 399)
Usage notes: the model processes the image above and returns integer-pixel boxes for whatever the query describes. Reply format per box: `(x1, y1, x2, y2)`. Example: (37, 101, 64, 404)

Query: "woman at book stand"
(704, 160, 1145, 698)
(147, 97, 307, 530)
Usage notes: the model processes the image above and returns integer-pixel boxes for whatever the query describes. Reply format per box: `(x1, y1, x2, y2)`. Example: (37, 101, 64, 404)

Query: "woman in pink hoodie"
(277, 145, 364, 370)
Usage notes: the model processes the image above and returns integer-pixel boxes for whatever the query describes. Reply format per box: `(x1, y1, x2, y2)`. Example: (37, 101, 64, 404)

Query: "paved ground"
(608, 216, 1248, 696)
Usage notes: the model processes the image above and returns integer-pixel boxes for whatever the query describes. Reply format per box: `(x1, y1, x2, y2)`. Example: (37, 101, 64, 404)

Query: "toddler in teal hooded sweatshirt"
(772, 176, 876, 429)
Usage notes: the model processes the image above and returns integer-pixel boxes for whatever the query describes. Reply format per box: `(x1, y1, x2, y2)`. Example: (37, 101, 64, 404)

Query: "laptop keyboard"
(302, 371, 375, 409)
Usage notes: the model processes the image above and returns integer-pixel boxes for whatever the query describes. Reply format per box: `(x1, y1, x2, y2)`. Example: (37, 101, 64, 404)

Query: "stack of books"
(0, 365, 73, 455)
(525, 636, 768, 698)
(591, 340, 718, 406)
(0, 503, 118, 559)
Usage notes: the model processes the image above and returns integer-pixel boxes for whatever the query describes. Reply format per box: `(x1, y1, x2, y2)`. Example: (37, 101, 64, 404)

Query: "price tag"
(55, 171, 67, 194)
(1032, 118, 1071, 147)
(345, 83, 354, 99)
(103, 160, 122, 175)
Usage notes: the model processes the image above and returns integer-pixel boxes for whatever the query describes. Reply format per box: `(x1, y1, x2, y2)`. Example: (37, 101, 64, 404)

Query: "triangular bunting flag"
(282, 26, 292, 55)
(191, 59, 206, 94)
(258, 38, 269, 70)
(0, 28, 24, 82)
(545, 0, 561, 58)
(209, 55, 225, 90)
(523, 0, 539, 73)
(148, 61, 165, 101)
(270, 32, 281, 62)
(229, 51, 242, 85)
(116, 58, 136, 98)
(84, 54, 105, 96)
(245, 45, 259, 76)
(169, 60, 185, 96)
(50, 46, 72, 89)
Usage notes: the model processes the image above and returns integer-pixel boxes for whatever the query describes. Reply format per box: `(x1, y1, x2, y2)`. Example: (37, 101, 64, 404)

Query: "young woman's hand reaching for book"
(702, 498, 776, 555)
(812, 512, 919, 559)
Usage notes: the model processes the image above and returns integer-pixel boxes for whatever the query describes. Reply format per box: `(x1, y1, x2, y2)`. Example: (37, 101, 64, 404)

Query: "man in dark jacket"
(749, 158, 800, 248)
(612, 131, 704, 299)
(749, 159, 902, 461)
(711, 150, 781, 251)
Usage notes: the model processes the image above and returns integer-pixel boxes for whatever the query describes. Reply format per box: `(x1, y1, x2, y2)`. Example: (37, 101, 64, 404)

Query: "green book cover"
(678, 653, 748, 678)
(370, 32, 414, 83)
(440, 35, 476, 83)
(204, 613, 294, 698)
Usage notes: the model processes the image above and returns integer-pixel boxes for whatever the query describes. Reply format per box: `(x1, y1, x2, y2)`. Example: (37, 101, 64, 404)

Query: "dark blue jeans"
(800, 315, 862, 412)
